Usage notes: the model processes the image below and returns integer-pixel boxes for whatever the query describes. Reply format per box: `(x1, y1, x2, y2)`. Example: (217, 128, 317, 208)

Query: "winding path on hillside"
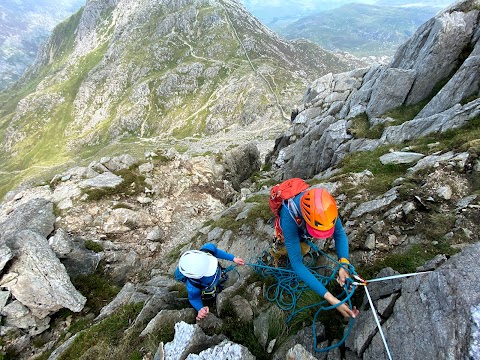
(219, 1, 289, 121)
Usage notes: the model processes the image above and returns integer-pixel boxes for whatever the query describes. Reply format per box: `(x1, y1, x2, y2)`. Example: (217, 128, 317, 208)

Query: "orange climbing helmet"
(300, 188, 338, 238)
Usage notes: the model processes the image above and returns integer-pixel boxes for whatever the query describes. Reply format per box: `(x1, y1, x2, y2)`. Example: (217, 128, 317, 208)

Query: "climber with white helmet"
(175, 243, 245, 321)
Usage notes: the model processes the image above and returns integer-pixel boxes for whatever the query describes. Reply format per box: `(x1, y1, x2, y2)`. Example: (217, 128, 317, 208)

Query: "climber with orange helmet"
(280, 187, 359, 319)
(174, 243, 245, 321)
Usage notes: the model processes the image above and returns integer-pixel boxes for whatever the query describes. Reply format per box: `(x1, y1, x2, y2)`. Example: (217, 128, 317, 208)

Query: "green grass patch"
(337, 115, 480, 197)
(83, 167, 148, 201)
(246, 202, 273, 223)
(245, 194, 269, 204)
(262, 162, 272, 172)
(220, 301, 268, 360)
(71, 271, 120, 315)
(84, 240, 104, 253)
(348, 113, 384, 139)
(338, 145, 409, 195)
(57, 303, 143, 360)
(411, 115, 480, 154)
(382, 99, 429, 125)
(460, 93, 479, 105)
(356, 242, 459, 281)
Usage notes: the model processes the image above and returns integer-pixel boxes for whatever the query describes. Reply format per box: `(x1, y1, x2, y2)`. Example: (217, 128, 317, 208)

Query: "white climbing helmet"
(178, 250, 218, 279)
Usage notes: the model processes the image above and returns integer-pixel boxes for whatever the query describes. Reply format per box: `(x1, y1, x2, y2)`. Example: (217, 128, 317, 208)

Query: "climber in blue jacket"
(280, 188, 359, 319)
(175, 243, 245, 320)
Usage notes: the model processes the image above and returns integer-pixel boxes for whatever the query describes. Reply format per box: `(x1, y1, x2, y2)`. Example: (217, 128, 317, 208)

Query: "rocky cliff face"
(268, 0, 479, 181)
(0, 0, 479, 359)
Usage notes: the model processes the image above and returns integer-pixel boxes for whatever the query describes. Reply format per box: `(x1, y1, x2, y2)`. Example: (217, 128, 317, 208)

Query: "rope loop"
(248, 245, 360, 352)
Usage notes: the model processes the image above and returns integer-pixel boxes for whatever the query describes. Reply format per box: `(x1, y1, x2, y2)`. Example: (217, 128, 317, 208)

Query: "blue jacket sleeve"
(201, 243, 235, 261)
(281, 206, 328, 297)
(186, 281, 204, 311)
(333, 218, 349, 260)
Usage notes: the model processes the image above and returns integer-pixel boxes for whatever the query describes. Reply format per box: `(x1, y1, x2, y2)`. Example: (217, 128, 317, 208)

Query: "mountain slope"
(280, 3, 440, 56)
(0, 0, 358, 198)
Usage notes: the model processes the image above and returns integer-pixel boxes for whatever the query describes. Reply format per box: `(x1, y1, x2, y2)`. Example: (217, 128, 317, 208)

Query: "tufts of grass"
(262, 162, 272, 172)
(338, 145, 409, 196)
(356, 242, 459, 281)
(267, 307, 289, 348)
(84, 240, 104, 253)
(348, 113, 384, 139)
(245, 194, 269, 204)
(246, 202, 273, 223)
(220, 301, 268, 360)
(57, 303, 143, 360)
(412, 115, 480, 154)
(71, 270, 120, 315)
(460, 93, 479, 105)
(83, 166, 149, 201)
(382, 99, 429, 125)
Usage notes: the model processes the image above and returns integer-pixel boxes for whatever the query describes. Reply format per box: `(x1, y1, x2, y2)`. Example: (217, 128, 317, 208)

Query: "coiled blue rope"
(247, 240, 359, 352)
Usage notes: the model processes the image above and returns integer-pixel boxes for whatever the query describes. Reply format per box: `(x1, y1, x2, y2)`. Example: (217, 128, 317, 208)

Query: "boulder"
(0, 230, 86, 317)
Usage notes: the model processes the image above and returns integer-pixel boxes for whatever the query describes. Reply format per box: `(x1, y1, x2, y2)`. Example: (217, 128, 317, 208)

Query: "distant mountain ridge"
(279, 2, 442, 56)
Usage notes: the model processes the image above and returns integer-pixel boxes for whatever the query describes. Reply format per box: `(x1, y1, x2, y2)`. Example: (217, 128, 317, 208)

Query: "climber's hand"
(337, 266, 351, 287)
(324, 292, 359, 319)
(233, 257, 245, 266)
(196, 306, 209, 321)
(336, 303, 359, 319)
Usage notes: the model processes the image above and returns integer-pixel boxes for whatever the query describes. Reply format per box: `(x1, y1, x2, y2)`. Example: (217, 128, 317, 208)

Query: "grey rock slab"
(78, 172, 123, 189)
(407, 151, 469, 173)
(102, 154, 136, 172)
(95, 282, 137, 322)
(1, 230, 86, 316)
(164, 321, 226, 360)
(286, 344, 317, 360)
(140, 308, 196, 337)
(1, 300, 50, 335)
(0, 246, 13, 272)
(361, 243, 480, 359)
(379, 151, 425, 165)
(47, 333, 80, 360)
(345, 307, 382, 356)
(0, 290, 10, 311)
(381, 102, 479, 146)
(351, 188, 398, 218)
(417, 53, 480, 118)
(185, 339, 255, 360)
(48, 229, 74, 258)
(366, 68, 416, 118)
(0, 198, 55, 240)
(52, 183, 81, 204)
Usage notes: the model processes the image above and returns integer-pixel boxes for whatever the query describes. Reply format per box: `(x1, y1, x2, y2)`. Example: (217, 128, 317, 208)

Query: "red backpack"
(269, 178, 309, 243)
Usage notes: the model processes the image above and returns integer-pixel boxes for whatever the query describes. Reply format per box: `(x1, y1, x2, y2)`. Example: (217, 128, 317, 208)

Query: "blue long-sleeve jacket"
(280, 192, 349, 297)
(186, 243, 235, 311)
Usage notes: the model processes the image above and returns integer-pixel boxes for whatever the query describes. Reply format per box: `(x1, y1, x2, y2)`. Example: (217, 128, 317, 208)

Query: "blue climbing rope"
(247, 240, 360, 352)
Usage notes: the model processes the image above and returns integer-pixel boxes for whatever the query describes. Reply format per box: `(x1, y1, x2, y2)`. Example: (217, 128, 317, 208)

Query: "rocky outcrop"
(223, 143, 261, 190)
(347, 243, 480, 359)
(270, 0, 480, 179)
